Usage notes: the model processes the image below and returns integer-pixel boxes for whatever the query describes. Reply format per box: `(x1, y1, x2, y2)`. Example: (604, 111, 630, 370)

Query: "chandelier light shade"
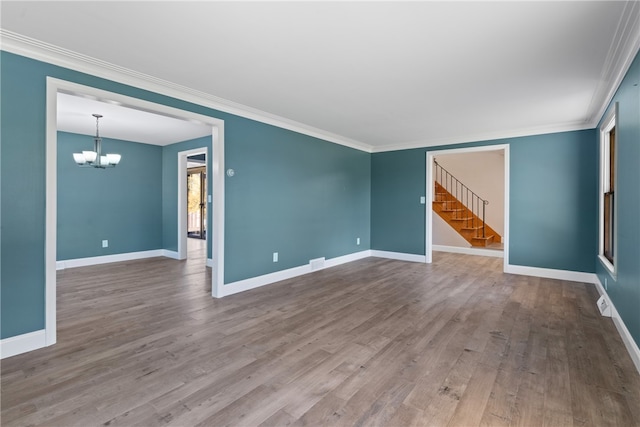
(72, 114, 121, 168)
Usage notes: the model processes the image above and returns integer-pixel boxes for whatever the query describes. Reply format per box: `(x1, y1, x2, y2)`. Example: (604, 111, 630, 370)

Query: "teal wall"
(1, 54, 47, 338)
(57, 132, 163, 260)
(160, 131, 371, 284)
(371, 129, 598, 273)
(2, 45, 635, 349)
(510, 131, 598, 271)
(371, 149, 426, 255)
(595, 50, 640, 348)
(224, 121, 370, 283)
(161, 136, 213, 259)
(0, 51, 371, 339)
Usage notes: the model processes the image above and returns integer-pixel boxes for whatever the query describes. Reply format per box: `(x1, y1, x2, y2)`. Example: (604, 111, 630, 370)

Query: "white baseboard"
(433, 245, 504, 258)
(370, 250, 426, 263)
(0, 329, 48, 359)
(162, 250, 181, 260)
(56, 249, 168, 270)
(503, 263, 640, 374)
(325, 250, 371, 268)
(220, 250, 371, 297)
(593, 278, 640, 375)
(504, 264, 598, 284)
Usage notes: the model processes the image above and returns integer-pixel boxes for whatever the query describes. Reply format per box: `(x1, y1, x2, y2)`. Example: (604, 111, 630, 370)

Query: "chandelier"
(72, 114, 121, 168)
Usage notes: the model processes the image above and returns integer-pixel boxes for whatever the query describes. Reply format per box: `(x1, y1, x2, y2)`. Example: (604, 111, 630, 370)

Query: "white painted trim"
(503, 145, 511, 269)
(1, 30, 371, 153)
(178, 147, 208, 261)
(372, 122, 594, 153)
(593, 278, 640, 375)
(219, 251, 371, 297)
(325, 251, 370, 268)
(3, 18, 639, 155)
(598, 104, 618, 278)
(370, 3, 640, 154)
(211, 124, 225, 298)
(162, 250, 181, 260)
(598, 254, 615, 276)
(45, 79, 58, 347)
(1, 330, 47, 359)
(56, 250, 166, 270)
(425, 144, 510, 272)
(221, 265, 310, 297)
(370, 250, 427, 263)
(45, 78, 226, 355)
(425, 157, 434, 264)
(587, 1, 640, 129)
(504, 264, 598, 284)
(432, 245, 504, 258)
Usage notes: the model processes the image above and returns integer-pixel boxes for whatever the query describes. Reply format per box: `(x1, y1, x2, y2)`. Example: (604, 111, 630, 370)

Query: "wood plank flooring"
(2, 243, 639, 426)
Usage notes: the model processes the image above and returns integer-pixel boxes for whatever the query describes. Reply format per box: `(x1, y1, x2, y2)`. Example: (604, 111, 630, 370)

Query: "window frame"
(599, 103, 617, 276)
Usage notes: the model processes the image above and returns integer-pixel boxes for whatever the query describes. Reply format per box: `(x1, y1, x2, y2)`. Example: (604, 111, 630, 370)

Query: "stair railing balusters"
(466, 189, 469, 229)
(472, 196, 475, 236)
(433, 159, 490, 243)
(482, 200, 487, 238)
(444, 170, 447, 207)
(448, 172, 452, 211)
(455, 179, 458, 219)
(438, 167, 441, 201)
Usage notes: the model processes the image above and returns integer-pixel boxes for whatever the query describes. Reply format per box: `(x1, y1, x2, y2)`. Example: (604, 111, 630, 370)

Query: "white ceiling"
(57, 92, 211, 146)
(2, 1, 640, 152)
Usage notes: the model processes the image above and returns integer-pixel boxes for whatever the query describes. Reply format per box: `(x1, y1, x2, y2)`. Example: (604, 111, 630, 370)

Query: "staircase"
(433, 160, 501, 247)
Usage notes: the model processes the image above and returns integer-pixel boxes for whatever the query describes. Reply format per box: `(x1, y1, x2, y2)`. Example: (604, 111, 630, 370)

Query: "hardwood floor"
(2, 249, 639, 426)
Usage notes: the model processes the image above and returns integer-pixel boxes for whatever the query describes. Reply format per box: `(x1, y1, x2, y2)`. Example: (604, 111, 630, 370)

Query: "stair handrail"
(434, 158, 489, 239)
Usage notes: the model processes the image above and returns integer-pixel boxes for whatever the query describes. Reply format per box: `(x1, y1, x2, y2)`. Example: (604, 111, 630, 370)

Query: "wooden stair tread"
(471, 235, 494, 240)
(434, 180, 501, 247)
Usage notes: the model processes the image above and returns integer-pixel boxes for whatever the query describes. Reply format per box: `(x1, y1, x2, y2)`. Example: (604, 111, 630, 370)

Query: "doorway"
(187, 155, 207, 240)
(425, 144, 509, 270)
(45, 78, 226, 348)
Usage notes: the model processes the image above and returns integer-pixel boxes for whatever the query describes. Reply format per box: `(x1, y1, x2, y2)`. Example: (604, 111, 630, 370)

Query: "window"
(599, 104, 617, 273)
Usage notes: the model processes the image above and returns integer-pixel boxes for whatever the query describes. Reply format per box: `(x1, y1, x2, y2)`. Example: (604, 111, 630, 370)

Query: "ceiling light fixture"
(72, 114, 121, 168)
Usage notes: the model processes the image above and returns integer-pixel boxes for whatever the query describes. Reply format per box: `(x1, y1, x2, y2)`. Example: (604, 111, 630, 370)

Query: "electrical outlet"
(420, 196, 426, 204)
(356, 237, 361, 245)
(604, 277, 608, 290)
(102, 240, 108, 248)
(273, 252, 278, 262)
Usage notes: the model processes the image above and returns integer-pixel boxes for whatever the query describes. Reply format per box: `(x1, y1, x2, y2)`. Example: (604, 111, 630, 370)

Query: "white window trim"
(599, 103, 617, 276)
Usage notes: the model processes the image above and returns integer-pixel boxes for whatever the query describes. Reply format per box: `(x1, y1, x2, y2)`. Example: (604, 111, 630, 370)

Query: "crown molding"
(0, 29, 373, 153)
(371, 121, 594, 153)
(3, 8, 639, 156)
(375, 4, 640, 156)
(585, 0, 640, 126)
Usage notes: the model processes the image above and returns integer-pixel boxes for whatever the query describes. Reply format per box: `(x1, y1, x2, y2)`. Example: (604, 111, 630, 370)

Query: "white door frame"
(178, 148, 208, 261)
(425, 144, 509, 269)
(45, 77, 226, 346)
